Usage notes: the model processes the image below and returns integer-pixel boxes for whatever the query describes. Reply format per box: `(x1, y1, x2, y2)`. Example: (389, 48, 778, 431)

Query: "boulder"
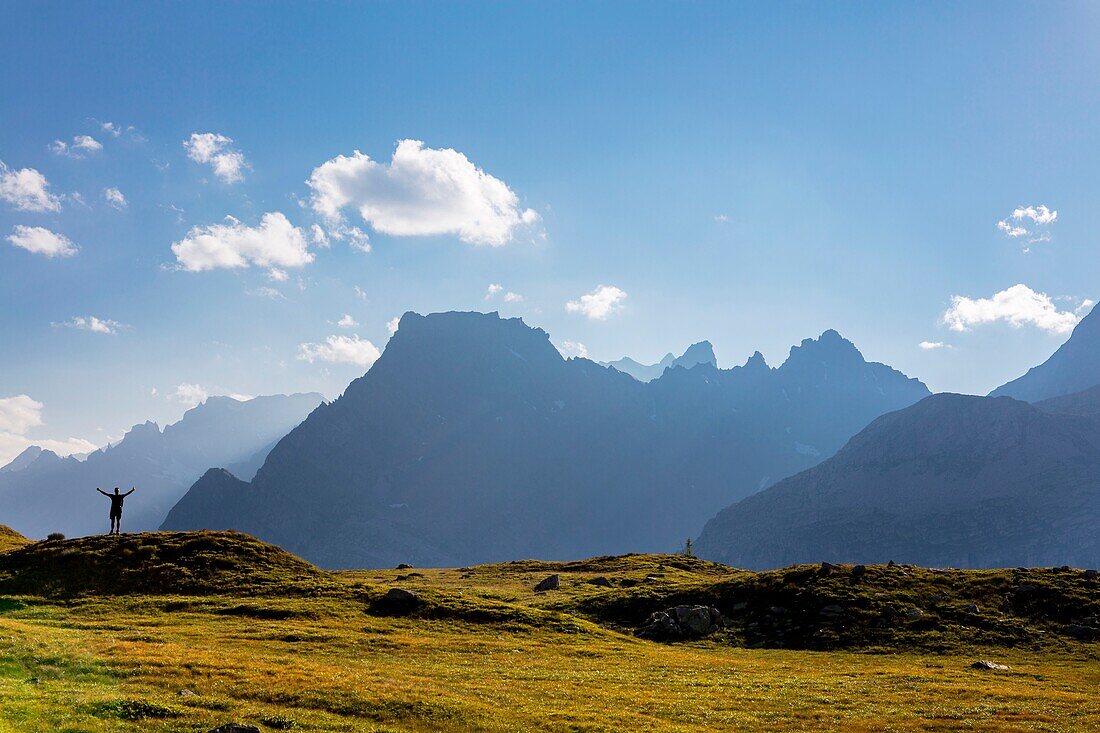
(395, 563, 414, 570)
(1063, 624, 1099, 641)
(905, 608, 925, 621)
(373, 587, 421, 615)
(971, 660, 1010, 671)
(534, 574, 560, 592)
(851, 564, 867, 579)
(640, 605, 722, 640)
(587, 576, 613, 587)
(1084, 569, 1098, 579)
(964, 603, 981, 614)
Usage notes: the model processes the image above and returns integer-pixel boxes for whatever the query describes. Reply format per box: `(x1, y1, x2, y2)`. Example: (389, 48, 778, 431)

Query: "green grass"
(0, 533, 1096, 731)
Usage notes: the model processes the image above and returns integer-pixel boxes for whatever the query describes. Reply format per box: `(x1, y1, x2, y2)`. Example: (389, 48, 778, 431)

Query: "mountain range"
(162, 311, 929, 568)
(0, 393, 323, 538)
(696, 304, 1100, 569)
(600, 341, 717, 382)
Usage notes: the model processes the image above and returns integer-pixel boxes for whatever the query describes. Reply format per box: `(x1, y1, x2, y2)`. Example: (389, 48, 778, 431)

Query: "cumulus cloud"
(0, 395, 96, 466)
(183, 132, 249, 183)
(337, 314, 358, 329)
(943, 284, 1092, 335)
(7, 225, 78, 258)
(100, 122, 122, 137)
(310, 224, 330, 248)
(714, 214, 729, 223)
(918, 341, 951, 350)
(50, 135, 103, 158)
(298, 334, 381, 368)
(504, 291, 524, 303)
(173, 383, 209, 407)
(387, 317, 400, 335)
(566, 285, 628, 320)
(170, 212, 313, 273)
(55, 316, 125, 335)
(485, 283, 504, 300)
(0, 162, 62, 212)
(307, 139, 540, 246)
(558, 340, 589, 359)
(997, 204, 1057, 248)
(267, 267, 289, 282)
(103, 187, 127, 209)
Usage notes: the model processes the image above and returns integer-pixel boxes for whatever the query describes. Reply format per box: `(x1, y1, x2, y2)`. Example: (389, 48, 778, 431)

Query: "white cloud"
(337, 314, 358, 328)
(55, 316, 125, 335)
(485, 283, 504, 300)
(387, 316, 400, 335)
(101, 122, 122, 137)
(248, 286, 286, 300)
(267, 267, 289, 282)
(103, 187, 127, 209)
(171, 212, 313, 272)
(50, 135, 103, 158)
(173, 383, 209, 407)
(558, 340, 588, 359)
(0, 395, 97, 466)
(997, 204, 1057, 246)
(183, 132, 249, 183)
(7, 226, 78, 258)
(714, 214, 729, 223)
(310, 224, 330, 248)
(297, 334, 381, 368)
(307, 139, 540, 246)
(943, 284, 1092, 335)
(918, 341, 951, 350)
(566, 285, 628, 320)
(0, 162, 62, 212)
(504, 291, 524, 303)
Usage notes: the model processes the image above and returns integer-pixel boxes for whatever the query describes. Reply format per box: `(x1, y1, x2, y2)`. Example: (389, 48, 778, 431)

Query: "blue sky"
(3, 1, 1100, 461)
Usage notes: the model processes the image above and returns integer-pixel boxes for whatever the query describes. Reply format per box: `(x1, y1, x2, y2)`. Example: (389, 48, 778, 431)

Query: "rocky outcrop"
(640, 605, 723, 640)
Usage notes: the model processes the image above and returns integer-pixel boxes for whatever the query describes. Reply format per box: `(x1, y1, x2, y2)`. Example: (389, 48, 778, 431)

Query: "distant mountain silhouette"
(163, 311, 928, 568)
(991, 303, 1100, 402)
(0, 393, 323, 538)
(601, 341, 717, 382)
(695, 392, 1100, 569)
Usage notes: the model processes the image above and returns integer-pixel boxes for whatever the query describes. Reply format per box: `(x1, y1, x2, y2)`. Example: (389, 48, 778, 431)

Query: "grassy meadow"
(0, 531, 1096, 732)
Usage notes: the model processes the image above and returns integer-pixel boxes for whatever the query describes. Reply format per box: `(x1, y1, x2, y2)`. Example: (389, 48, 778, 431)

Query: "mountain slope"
(164, 311, 928, 568)
(0, 393, 323, 539)
(695, 393, 1100, 569)
(601, 341, 717, 382)
(991, 303, 1100, 402)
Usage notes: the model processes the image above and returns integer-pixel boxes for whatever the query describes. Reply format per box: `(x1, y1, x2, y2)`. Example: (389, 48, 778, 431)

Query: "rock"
(587, 576, 612, 587)
(731, 602, 749, 612)
(820, 561, 838, 573)
(395, 563, 414, 570)
(209, 725, 261, 733)
(534, 574, 559, 592)
(643, 574, 662, 583)
(374, 587, 421, 614)
(769, 606, 788, 616)
(620, 578, 639, 588)
(964, 603, 981, 614)
(905, 608, 924, 621)
(971, 660, 1010, 671)
(819, 605, 844, 617)
(1084, 569, 1098, 579)
(1063, 624, 1099, 641)
(25, 677, 38, 684)
(851, 564, 867, 579)
(640, 605, 721, 640)
(177, 688, 197, 697)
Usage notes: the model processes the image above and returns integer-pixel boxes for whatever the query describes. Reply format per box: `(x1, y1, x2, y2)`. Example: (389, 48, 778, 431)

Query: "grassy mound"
(0, 531, 337, 598)
(570, 561, 1100, 652)
(0, 525, 30, 553)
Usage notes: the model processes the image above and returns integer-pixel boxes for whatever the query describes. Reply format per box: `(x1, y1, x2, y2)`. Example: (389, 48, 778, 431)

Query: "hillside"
(0, 531, 335, 597)
(695, 393, 1100, 569)
(0, 534, 1097, 732)
(0, 525, 29, 553)
(992, 302, 1100, 402)
(163, 311, 928, 568)
(0, 393, 323, 539)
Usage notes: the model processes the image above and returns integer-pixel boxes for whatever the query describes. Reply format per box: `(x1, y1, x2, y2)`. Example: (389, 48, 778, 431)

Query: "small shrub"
(261, 714, 297, 729)
(46, 533, 65, 542)
(85, 698, 179, 720)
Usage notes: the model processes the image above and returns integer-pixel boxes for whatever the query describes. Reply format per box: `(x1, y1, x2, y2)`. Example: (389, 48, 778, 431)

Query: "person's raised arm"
(96, 487, 109, 496)
(124, 487, 136, 496)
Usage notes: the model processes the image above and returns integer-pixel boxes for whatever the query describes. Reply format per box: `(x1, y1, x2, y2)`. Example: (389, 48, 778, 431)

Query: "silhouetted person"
(96, 486, 135, 535)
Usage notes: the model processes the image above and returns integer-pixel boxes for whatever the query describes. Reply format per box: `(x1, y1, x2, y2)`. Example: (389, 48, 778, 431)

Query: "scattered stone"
(25, 677, 38, 684)
(374, 587, 421, 614)
(562, 624, 583, 633)
(177, 688, 197, 697)
(534, 574, 560, 592)
(971, 660, 1010, 671)
(820, 561, 838, 575)
(587, 576, 612, 587)
(209, 725, 261, 733)
(851, 564, 867, 579)
(619, 578, 639, 588)
(1063, 624, 1099, 641)
(643, 574, 661, 583)
(964, 603, 981, 614)
(640, 605, 722, 640)
(1084, 569, 1098, 579)
(905, 608, 925, 621)
(887, 560, 896, 567)
(395, 563, 414, 570)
